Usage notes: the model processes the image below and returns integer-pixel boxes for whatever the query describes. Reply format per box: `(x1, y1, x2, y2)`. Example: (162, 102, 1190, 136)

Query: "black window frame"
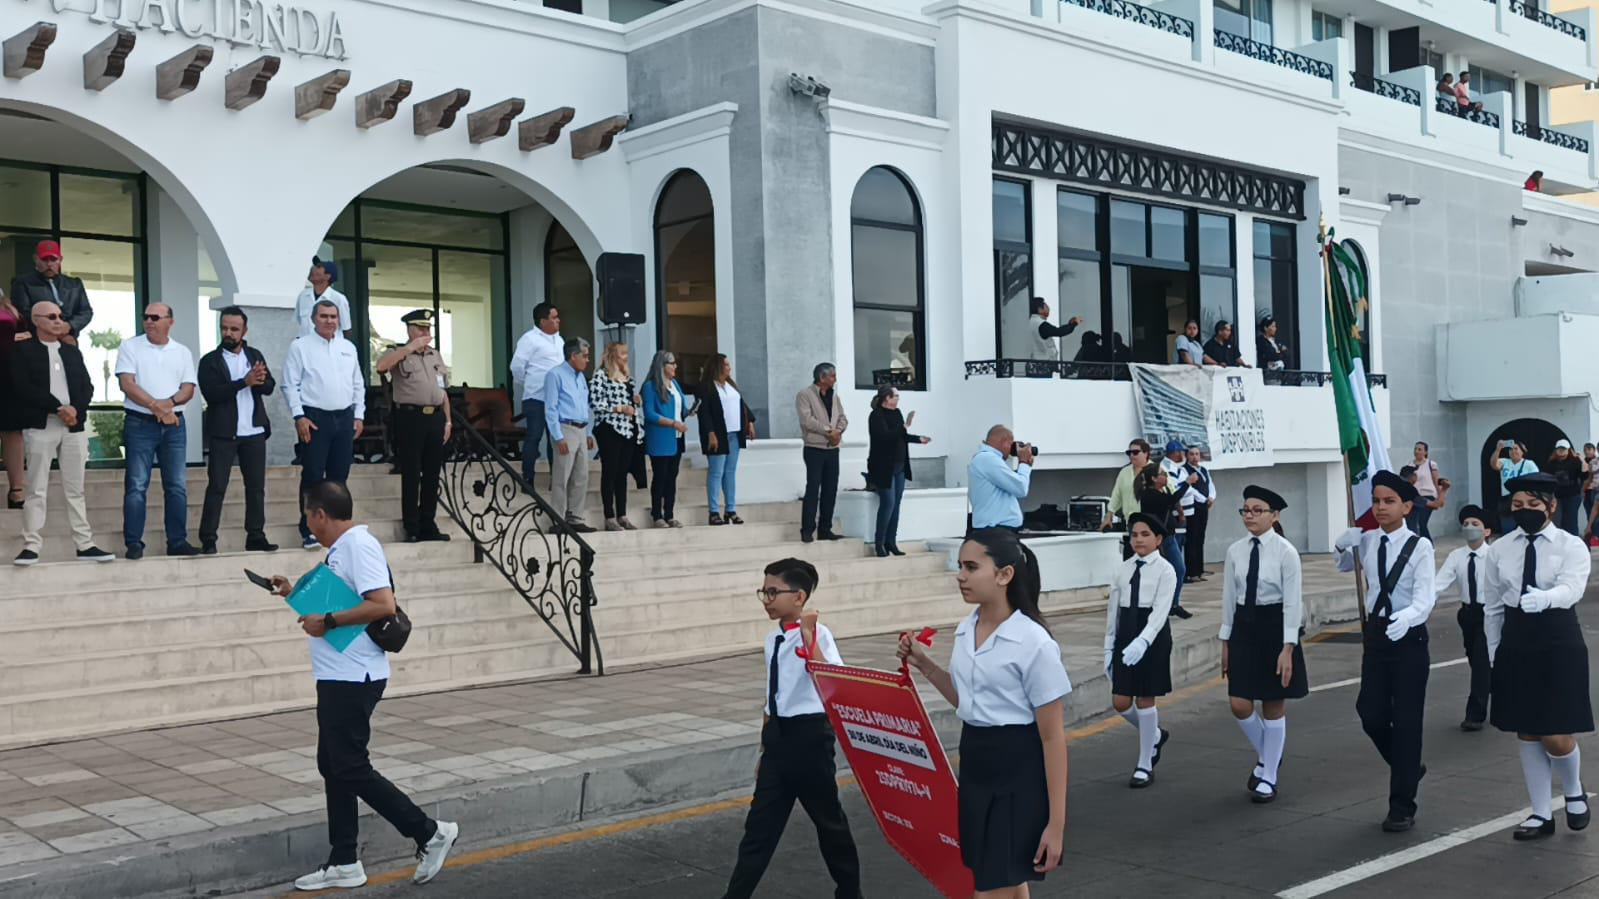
(1252, 218, 1299, 368)
(849, 166, 927, 391)
(653, 169, 717, 391)
(992, 177, 1034, 360)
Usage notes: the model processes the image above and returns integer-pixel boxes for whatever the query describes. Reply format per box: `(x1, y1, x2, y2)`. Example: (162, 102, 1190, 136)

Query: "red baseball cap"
(35, 240, 61, 260)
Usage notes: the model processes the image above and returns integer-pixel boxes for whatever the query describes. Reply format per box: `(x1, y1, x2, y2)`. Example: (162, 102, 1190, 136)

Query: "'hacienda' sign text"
(25, 0, 349, 60)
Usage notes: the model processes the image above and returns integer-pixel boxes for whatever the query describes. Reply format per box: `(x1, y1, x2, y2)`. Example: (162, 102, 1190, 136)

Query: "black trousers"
(595, 424, 634, 519)
(316, 679, 435, 866)
(650, 453, 682, 520)
(1356, 619, 1430, 819)
(1185, 503, 1209, 574)
(723, 716, 861, 899)
(801, 447, 840, 538)
(199, 434, 267, 545)
(393, 407, 446, 538)
(1458, 603, 1492, 724)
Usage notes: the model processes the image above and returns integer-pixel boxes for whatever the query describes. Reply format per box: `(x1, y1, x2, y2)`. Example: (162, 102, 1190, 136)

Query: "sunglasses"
(1125, 449, 1146, 457)
(143, 313, 167, 322)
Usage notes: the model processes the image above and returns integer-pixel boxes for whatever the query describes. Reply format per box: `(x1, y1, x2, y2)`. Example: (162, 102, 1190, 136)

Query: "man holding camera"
(969, 425, 1034, 531)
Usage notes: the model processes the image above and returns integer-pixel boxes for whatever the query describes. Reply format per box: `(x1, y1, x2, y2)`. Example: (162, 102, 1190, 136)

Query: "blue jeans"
(874, 471, 907, 548)
(521, 398, 549, 485)
(298, 406, 355, 540)
(123, 412, 189, 550)
(1162, 533, 1186, 608)
(706, 438, 740, 515)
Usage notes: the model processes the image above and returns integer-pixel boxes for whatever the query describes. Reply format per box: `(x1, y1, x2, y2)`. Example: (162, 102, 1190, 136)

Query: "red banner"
(807, 637, 973, 899)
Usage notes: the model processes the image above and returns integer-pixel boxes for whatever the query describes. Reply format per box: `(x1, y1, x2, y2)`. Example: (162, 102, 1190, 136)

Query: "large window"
(1253, 220, 1298, 368)
(1468, 64, 1513, 98)
(1215, 0, 1272, 43)
(993, 179, 1033, 359)
(850, 167, 924, 390)
(655, 170, 718, 390)
(544, 221, 595, 354)
(1056, 190, 1101, 363)
(1311, 10, 1342, 41)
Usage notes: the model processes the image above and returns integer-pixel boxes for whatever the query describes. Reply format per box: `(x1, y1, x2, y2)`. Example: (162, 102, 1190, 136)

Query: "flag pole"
(1321, 215, 1369, 627)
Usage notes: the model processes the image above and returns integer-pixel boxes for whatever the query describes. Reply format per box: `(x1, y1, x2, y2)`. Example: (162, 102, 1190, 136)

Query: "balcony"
(1437, 311, 1599, 403)
(1214, 30, 1332, 83)
(1059, 0, 1192, 40)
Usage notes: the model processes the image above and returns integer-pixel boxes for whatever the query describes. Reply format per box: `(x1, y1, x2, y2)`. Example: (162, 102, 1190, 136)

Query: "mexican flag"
(1324, 234, 1391, 529)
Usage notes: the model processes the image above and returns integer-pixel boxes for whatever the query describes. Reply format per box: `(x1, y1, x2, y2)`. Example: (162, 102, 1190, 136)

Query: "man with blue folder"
(269, 480, 458, 890)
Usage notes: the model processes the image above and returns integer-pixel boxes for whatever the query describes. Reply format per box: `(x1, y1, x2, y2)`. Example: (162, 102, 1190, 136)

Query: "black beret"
(1458, 504, 1489, 526)
(1371, 469, 1419, 504)
(1243, 485, 1287, 511)
(400, 309, 435, 326)
(1505, 472, 1561, 497)
(1128, 512, 1168, 538)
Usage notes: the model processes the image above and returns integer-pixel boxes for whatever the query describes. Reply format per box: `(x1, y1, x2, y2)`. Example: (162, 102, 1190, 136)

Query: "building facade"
(4, 0, 1598, 552)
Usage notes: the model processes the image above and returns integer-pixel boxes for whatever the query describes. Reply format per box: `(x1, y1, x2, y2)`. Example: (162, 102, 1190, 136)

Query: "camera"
(1009, 441, 1041, 457)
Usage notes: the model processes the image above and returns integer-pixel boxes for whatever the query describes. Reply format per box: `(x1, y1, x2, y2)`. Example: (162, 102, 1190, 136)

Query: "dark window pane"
(657, 171, 713, 225)
(1057, 190, 1098, 252)
(1200, 274, 1235, 346)
(60, 173, 139, 238)
(0, 166, 50, 231)
(361, 204, 502, 250)
(854, 308, 920, 389)
(1198, 214, 1232, 267)
(1111, 200, 1146, 256)
(1056, 256, 1102, 362)
(852, 225, 919, 309)
(1270, 258, 1297, 339)
(330, 203, 356, 238)
(852, 168, 917, 226)
(1150, 206, 1187, 263)
(1215, 0, 1250, 37)
(993, 180, 1028, 245)
(658, 214, 718, 389)
(1111, 264, 1184, 364)
(546, 222, 594, 353)
(1269, 222, 1294, 258)
(1252, 220, 1271, 257)
(995, 249, 1032, 357)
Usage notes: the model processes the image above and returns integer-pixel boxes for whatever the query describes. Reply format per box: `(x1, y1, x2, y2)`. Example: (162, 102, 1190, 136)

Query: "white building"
(3, 0, 1597, 553)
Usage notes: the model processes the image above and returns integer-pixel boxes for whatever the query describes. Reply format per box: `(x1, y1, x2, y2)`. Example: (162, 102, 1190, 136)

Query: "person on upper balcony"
(1175, 319, 1206, 367)
(1526, 171, 1545, 193)
(1257, 315, 1289, 372)
(1203, 321, 1248, 368)
(1455, 71, 1484, 114)
(1027, 297, 1083, 362)
(1436, 73, 1457, 107)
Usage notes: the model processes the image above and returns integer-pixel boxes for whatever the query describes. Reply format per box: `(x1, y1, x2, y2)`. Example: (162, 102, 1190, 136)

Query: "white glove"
(1520, 589, 1553, 613)
(1384, 614, 1411, 642)
(1121, 636, 1150, 667)
(1334, 527, 1364, 552)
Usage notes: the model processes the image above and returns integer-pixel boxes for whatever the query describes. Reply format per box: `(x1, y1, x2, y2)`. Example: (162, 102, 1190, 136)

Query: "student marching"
(1104, 513, 1175, 789)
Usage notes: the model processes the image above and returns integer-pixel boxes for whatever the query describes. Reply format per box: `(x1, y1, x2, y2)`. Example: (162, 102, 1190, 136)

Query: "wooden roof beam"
(570, 114, 629, 160)
(519, 106, 574, 152)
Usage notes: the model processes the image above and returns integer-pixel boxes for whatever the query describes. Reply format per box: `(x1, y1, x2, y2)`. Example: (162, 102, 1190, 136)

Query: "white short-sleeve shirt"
(295, 286, 353, 336)
(950, 609, 1072, 727)
(310, 525, 393, 683)
(114, 334, 198, 414)
(764, 622, 844, 718)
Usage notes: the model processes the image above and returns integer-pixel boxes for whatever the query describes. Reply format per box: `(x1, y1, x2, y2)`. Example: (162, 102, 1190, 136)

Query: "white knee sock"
(1259, 717, 1287, 791)
(1236, 712, 1266, 774)
(1136, 707, 1160, 772)
(1120, 707, 1139, 729)
(1551, 746, 1588, 815)
(1522, 740, 1555, 822)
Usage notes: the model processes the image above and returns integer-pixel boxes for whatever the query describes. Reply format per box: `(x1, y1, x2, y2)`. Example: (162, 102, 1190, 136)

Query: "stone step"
(590, 536, 880, 576)
(20, 516, 453, 558)
(0, 539, 477, 587)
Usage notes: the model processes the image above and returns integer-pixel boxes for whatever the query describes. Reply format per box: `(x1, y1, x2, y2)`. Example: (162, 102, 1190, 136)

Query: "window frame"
(653, 169, 718, 391)
(850, 166, 927, 391)
(1252, 218, 1299, 369)
(992, 177, 1034, 360)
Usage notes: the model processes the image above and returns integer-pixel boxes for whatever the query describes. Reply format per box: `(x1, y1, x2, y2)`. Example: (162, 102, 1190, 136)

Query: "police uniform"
(1105, 512, 1175, 789)
(1334, 470, 1436, 831)
(390, 310, 451, 542)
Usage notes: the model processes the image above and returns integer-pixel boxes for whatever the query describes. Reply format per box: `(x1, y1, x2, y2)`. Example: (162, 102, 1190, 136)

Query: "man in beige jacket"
(796, 362, 848, 543)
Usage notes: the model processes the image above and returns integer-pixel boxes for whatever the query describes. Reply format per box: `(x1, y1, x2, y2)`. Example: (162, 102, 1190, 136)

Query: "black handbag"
(366, 564, 411, 653)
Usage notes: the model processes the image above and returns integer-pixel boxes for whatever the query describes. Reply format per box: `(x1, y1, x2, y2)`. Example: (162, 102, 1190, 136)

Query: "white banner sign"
(1129, 364, 1271, 470)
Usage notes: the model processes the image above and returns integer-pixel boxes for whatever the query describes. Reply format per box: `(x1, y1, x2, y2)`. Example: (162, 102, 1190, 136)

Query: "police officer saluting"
(376, 310, 452, 543)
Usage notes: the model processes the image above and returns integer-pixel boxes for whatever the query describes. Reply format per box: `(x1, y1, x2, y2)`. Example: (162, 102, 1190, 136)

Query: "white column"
(147, 187, 203, 464)
(1235, 212, 1259, 368)
(1031, 176, 1058, 336)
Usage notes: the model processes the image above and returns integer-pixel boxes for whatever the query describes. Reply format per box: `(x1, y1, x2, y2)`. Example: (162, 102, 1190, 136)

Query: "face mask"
(1511, 508, 1549, 535)
(1461, 525, 1486, 543)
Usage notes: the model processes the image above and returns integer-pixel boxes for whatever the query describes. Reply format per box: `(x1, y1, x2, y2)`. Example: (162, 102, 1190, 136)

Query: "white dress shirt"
(1178, 464, 1217, 515)
(1435, 543, 1488, 607)
(114, 334, 198, 414)
(1484, 525, 1592, 660)
(294, 286, 352, 337)
(282, 333, 365, 419)
(313, 525, 392, 683)
(1219, 530, 1303, 644)
(221, 346, 265, 438)
(764, 622, 843, 718)
(950, 609, 1073, 727)
(510, 327, 564, 402)
(1335, 524, 1436, 626)
(1104, 550, 1176, 656)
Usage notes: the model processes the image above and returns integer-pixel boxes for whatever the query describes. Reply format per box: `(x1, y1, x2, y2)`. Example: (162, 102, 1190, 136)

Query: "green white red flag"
(1323, 234, 1391, 528)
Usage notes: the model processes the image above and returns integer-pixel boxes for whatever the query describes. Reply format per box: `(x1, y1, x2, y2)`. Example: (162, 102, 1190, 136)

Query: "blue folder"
(287, 564, 369, 653)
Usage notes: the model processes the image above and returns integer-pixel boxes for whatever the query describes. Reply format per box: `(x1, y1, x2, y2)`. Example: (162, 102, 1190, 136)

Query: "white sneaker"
(412, 820, 459, 884)
(302, 536, 321, 551)
(295, 862, 366, 890)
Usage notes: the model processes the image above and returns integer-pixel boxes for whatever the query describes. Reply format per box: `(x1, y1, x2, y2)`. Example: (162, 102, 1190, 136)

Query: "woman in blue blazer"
(642, 351, 693, 528)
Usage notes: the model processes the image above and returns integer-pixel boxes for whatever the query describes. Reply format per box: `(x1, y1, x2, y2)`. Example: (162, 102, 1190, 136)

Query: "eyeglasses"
(1126, 449, 1146, 457)
(1239, 507, 1273, 517)
(143, 313, 167, 322)
(755, 588, 800, 603)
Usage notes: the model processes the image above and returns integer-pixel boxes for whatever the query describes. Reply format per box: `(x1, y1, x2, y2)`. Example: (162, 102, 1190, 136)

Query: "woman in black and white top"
(590, 342, 644, 531)
(1219, 485, 1307, 804)
(899, 528, 1070, 895)
(1105, 513, 1176, 789)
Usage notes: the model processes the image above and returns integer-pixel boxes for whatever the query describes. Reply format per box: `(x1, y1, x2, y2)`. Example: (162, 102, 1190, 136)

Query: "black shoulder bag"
(368, 565, 412, 653)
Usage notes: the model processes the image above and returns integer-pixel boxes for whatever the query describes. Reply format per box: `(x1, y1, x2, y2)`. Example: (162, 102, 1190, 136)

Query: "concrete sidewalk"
(0, 553, 1370, 898)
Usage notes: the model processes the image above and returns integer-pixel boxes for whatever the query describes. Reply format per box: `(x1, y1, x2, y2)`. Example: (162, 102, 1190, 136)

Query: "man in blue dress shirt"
(968, 425, 1034, 531)
(543, 338, 596, 533)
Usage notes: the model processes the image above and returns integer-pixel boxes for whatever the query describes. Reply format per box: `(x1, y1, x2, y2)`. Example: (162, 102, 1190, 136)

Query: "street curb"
(0, 588, 1360, 898)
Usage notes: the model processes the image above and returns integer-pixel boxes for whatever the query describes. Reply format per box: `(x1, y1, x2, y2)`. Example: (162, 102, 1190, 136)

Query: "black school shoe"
(1514, 816, 1556, 841)
(1568, 798, 1591, 831)
(1381, 814, 1415, 833)
(1171, 607, 1193, 620)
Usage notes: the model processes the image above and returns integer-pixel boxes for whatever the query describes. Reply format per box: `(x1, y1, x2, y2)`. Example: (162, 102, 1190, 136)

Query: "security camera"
(787, 73, 831, 100)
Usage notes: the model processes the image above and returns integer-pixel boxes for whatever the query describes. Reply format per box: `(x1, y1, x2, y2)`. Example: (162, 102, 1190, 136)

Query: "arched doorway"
(1480, 417, 1571, 522)
(653, 170, 717, 389)
(544, 221, 595, 354)
(850, 166, 925, 390)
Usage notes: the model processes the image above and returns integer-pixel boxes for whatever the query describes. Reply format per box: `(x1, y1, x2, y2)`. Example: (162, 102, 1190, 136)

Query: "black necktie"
(1245, 538, 1261, 608)
(1467, 553, 1478, 605)
(768, 632, 785, 716)
(1130, 560, 1144, 607)
(1523, 535, 1539, 593)
(1374, 535, 1392, 618)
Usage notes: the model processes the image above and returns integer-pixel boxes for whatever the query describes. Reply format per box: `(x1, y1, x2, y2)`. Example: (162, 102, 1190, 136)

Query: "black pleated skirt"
(958, 723, 1049, 892)
(1226, 603, 1309, 701)
(1491, 605, 1594, 736)
(1112, 604, 1173, 697)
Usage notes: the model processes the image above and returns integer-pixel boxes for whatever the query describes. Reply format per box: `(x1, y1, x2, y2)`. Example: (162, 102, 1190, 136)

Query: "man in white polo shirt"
(508, 301, 563, 485)
(283, 300, 366, 551)
(269, 481, 458, 891)
(116, 302, 199, 560)
(294, 257, 353, 338)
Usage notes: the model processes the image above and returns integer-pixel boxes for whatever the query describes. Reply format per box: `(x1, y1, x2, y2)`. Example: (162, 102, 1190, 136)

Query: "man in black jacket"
(11, 301, 113, 565)
(197, 306, 277, 554)
(10, 240, 93, 342)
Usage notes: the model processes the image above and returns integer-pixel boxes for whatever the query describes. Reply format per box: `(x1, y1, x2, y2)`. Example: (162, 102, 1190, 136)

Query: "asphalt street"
(267, 605, 1599, 899)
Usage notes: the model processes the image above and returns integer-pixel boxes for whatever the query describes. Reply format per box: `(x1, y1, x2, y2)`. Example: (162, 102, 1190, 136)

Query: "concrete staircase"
(0, 459, 967, 747)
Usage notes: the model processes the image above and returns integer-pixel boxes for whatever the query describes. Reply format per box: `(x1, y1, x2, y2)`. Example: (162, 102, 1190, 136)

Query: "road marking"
(1276, 794, 1591, 899)
(1311, 657, 1468, 693)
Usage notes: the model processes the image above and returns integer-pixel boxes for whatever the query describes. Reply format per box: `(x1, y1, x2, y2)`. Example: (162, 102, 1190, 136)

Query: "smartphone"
(244, 568, 276, 592)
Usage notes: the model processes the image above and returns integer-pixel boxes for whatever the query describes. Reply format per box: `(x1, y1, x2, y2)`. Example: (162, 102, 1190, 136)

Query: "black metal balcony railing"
(1214, 29, 1334, 82)
(1061, 0, 1194, 39)
(966, 359, 1390, 389)
(1513, 119, 1591, 154)
(1351, 71, 1421, 107)
(1435, 95, 1500, 129)
(1510, 0, 1587, 41)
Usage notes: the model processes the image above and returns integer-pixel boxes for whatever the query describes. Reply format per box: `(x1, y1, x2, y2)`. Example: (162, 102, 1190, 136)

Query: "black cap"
(1505, 472, 1561, 497)
(1243, 485, 1287, 511)
(1371, 469, 1419, 504)
(400, 309, 435, 327)
(1458, 504, 1489, 527)
(1128, 512, 1168, 538)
